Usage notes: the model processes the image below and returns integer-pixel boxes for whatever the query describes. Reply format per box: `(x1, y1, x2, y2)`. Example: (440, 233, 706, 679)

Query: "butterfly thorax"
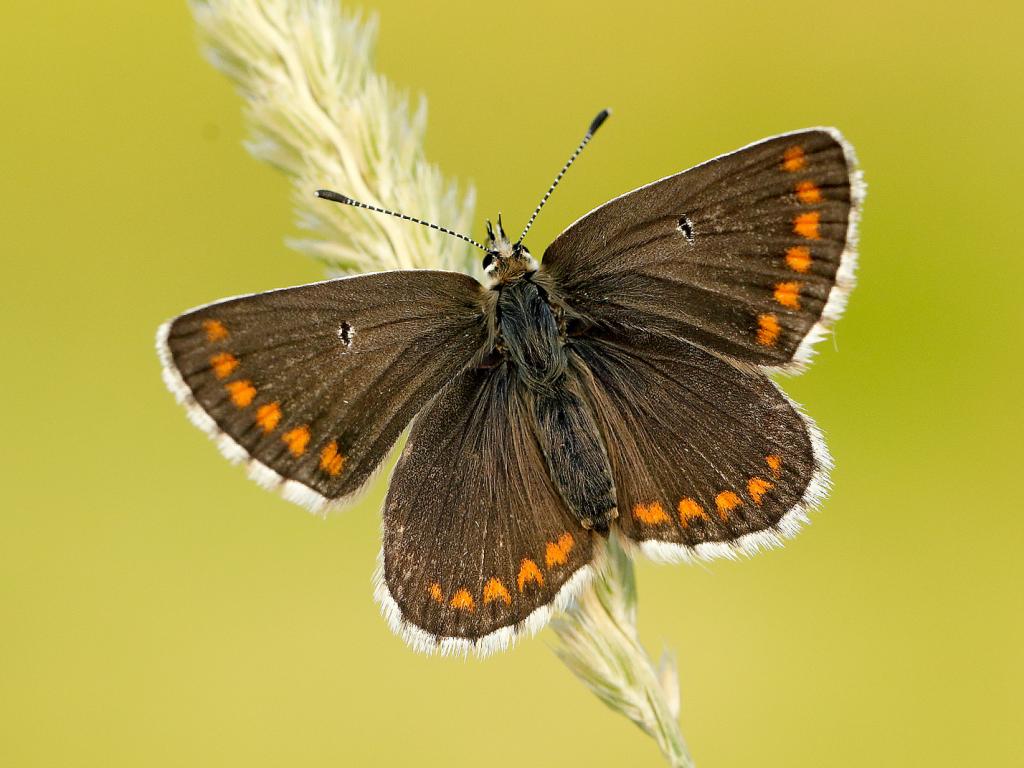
(495, 278, 565, 391)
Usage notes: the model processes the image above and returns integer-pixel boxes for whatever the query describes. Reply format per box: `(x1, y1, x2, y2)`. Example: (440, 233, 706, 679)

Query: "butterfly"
(158, 110, 863, 656)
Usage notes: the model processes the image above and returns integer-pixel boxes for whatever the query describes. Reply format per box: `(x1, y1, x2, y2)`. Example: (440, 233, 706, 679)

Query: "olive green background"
(3, 1, 1021, 765)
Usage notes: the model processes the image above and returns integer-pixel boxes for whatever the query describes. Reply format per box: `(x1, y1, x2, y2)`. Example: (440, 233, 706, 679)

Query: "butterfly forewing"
(158, 270, 488, 512)
(543, 128, 861, 371)
(379, 364, 594, 654)
(571, 328, 827, 560)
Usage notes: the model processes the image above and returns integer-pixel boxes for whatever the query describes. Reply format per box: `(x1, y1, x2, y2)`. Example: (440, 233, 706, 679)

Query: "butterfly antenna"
(316, 190, 488, 251)
(516, 108, 611, 245)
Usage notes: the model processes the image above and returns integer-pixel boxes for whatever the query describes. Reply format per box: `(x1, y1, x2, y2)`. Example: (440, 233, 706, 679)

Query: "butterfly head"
(483, 214, 537, 285)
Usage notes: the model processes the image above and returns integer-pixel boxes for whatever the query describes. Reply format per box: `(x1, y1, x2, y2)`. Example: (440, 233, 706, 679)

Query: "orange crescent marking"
(765, 455, 782, 477)
(782, 146, 806, 172)
(209, 352, 239, 379)
(715, 491, 742, 520)
(632, 501, 670, 525)
(319, 440, 346, 476)
(225, 379, 256, 408)
(428, 583, 444, 603)
(785, 246, 812, 273)
(545, 541, 568, 568)
(557, 533, 574, 555)
(747, 477, 774, 506)
(203, 319, 229, 342)
(517, 559, 544, 592)
(794, 211, 821, 240)
(757, 313, 781, 346)
(677, 498, 709, 526)
(483, 578, 512, 605)
(255, 402, 282, 433)
(545, 532, 577, 568)
(774, 281, 802, 310)
(450, 589, 475, 611)
(282, 425, 310, 457)
(795, 179, 823, 203)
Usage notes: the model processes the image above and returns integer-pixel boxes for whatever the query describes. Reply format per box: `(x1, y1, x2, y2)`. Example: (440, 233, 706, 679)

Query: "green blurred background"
(3, 0, 1022, 765)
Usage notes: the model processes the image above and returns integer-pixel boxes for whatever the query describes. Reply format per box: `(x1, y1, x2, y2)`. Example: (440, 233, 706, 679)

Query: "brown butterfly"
(158, 110, 863, 655)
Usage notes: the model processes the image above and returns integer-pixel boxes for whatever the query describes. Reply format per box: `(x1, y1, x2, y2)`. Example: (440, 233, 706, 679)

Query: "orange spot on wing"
(517, 559, 544, 592)
(774, 281, 802, 309)
(747, 477, 774, 506)
(319, 440, 346, 476)
(715, 491, 742, 520)
(795, 179, 822, 203)
(765, 455, 783, 477)
(282, 425, 310, 457)
(209, 352, 238, 379)
(255, 402, 281, 433)
(203, 319, 229, 342)
(557, 533, 574, 555)
(450, 588, 475, 611)
(226, 379, 256, 408)
(785, 246, 812, 273)
(782, 146, 806, 172)
(757, 313, 781, 346)
(632, 501, 669, 525)
(545, 532, 576, 568)
(677, 498, 709, 526)
(483, 577, 512, 605)
(428, 583, 443, 603)
(545, 542, 567, 567)
(794, 211, 821, 239)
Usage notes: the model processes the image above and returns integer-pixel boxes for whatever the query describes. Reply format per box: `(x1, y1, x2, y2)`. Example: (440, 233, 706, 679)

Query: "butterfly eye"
(482, 253, 495, 271)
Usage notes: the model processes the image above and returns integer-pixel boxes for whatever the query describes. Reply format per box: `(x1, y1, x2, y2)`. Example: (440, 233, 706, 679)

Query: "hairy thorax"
(494, 277, 566, 391)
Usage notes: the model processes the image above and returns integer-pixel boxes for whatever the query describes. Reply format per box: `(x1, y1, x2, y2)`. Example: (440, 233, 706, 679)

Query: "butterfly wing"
(379, 363, 594, 655)
(542, 128, 863, 372)
(571, 329, 827, 561)
(157, 270, 488, 513)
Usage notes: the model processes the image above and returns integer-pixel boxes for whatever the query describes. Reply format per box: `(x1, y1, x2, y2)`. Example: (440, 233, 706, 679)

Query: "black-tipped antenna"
(516, 108, 611, 245)
(316, 190, 487, 252)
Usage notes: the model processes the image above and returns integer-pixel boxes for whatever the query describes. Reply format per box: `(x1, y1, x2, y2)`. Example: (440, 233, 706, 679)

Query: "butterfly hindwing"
(158, 270, 488, 512)
(542, 128, 862, 372)
(379, 363, 595, 655)
(570, 328, 828, 560)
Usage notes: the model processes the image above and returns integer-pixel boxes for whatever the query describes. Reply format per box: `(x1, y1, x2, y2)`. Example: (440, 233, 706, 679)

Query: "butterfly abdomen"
(531, 385, 617, 530)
